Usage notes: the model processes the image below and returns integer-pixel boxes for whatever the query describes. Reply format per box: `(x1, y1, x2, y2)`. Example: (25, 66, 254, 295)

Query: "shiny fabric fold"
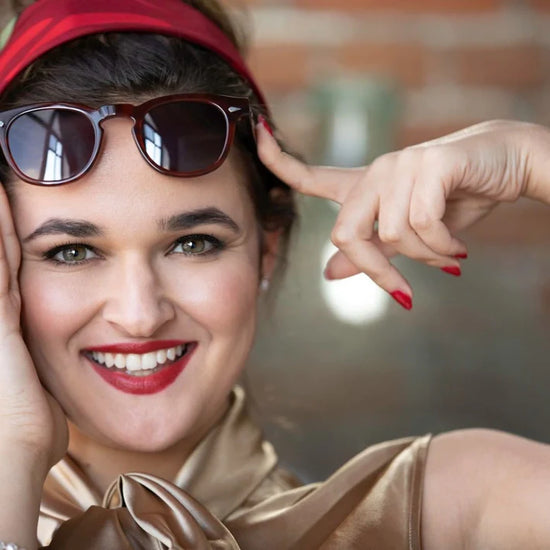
(39, 388, 432, 549)
(46, 473, 240, 549)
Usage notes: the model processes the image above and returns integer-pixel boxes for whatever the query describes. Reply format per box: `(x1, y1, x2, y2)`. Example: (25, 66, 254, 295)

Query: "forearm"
(0, 451, 47, 550)
(521, 122, 550, 205)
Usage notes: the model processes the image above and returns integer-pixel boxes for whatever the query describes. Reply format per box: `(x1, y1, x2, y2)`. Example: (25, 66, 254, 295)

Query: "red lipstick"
(86, 340, 186, 354)
(85, 341, 196, 395)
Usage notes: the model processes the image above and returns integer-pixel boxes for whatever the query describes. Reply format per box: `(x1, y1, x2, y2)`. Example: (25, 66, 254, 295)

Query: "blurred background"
(224, 0, 550, 481)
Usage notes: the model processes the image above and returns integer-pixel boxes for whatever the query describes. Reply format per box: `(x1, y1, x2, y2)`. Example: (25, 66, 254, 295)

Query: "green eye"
(47, 244, 98, 264)
(181, 238, 207, 254)
(172, 235, 223, 256)
(62, 246, 87, 262)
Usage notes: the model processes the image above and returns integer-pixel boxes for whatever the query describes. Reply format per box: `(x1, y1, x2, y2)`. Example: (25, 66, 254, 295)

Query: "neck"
(67, 402, 229, 497)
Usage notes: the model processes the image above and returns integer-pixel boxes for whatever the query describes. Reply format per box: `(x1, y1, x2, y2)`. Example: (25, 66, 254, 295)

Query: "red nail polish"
(454, 253, 468, 259)
(441, 266, 461, 277)
(391, 291, 413, 310)
(258, 114, 273, 136)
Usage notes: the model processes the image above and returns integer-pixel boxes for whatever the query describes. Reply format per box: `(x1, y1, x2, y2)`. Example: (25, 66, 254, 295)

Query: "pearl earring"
(260, 278, 270, 292)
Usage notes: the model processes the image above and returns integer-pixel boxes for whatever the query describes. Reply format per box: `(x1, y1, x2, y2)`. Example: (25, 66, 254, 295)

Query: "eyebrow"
(23, 219, 103, 243)
(158, 208, 240, 233)
(23, 207, 240, 243)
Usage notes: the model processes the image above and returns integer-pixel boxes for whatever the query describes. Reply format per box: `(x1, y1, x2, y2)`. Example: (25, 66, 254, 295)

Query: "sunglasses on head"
(0, 94, 255, 185)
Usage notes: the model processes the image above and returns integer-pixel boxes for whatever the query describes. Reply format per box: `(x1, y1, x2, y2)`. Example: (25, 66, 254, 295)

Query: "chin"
(92, 416, 197, 453)
(93, 388, 229, 453)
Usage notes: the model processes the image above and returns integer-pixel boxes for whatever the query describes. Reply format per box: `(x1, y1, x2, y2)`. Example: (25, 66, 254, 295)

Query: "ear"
(260, 229, 282, 282)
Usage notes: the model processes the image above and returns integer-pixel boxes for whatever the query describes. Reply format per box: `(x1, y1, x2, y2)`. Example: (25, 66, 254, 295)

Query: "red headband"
(0, 0, 266, 105)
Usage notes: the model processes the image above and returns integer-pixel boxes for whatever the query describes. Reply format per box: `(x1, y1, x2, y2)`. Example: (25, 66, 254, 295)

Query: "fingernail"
(454, 253, 468, 259)
(323, 265, 334, 280)
(391, 291, 413, 311)
(258, 114, 274, 136)
(441, 266, 461, 277)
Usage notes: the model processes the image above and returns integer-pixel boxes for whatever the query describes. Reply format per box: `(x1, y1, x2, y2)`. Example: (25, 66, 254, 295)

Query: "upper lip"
(83, 340, 191, 354)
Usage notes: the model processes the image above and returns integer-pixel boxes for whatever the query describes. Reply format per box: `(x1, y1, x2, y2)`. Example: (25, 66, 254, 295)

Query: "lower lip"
(87, 344, 196, 395)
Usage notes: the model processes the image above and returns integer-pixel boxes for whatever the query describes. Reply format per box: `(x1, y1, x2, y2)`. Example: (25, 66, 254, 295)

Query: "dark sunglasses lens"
(8, 108, 95, 183)
(143, 101, 228, 174)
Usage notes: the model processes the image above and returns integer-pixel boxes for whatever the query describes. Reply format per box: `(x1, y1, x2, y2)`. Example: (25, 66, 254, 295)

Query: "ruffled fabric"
(45, 474, 240, 549)
(39, 387, 431, 549)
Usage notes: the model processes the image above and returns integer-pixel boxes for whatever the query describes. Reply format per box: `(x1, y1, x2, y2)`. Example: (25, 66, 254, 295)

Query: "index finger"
(256, 121, 363, 204)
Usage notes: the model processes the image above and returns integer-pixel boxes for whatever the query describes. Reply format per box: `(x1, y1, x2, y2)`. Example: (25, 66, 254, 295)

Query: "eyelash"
(43, 234, 226, 266)
(43, 242, 100, 265)
(172, 234, 225, 257)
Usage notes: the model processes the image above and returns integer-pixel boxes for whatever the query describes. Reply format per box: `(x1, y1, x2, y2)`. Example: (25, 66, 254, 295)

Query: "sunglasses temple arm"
(248, 108, 259, 144)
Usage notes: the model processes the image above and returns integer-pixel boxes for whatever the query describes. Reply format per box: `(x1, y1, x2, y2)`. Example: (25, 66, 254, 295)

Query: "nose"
(102, 254, 176, 338)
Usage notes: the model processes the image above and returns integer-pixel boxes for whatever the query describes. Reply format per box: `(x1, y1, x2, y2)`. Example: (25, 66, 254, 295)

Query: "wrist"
(0, 456, 44, 550)
(520, 122, 550, 205)
(0, 440, 51, 481)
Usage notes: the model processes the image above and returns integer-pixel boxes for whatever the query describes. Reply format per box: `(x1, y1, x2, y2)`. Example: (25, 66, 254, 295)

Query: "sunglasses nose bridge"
(98, 104, 117, 121)
(97, 104, 137, 126)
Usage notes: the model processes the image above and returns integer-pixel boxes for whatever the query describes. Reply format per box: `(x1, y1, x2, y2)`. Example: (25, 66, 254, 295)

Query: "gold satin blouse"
(38, 387, 431, 549)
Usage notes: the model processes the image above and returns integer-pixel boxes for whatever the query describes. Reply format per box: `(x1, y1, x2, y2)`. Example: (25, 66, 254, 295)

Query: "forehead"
(9, 119, 255, 232)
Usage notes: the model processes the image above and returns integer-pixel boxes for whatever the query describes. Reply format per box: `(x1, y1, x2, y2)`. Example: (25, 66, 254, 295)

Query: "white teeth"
(90, 344, 188, 373)
(126, 354, 141, 372)
(142, 352, 157, 370)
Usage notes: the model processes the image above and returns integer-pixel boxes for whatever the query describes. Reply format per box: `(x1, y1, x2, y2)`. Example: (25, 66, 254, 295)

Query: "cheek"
(19, 268, 93, 364)
(164, 255, 260, 335)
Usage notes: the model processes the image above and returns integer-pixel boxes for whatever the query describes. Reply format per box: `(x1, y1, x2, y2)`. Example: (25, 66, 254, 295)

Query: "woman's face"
(10, 117, 270, 452)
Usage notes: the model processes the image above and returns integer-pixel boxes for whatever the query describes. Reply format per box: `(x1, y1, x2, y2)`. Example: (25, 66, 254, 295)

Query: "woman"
(0, 0, 549, 549)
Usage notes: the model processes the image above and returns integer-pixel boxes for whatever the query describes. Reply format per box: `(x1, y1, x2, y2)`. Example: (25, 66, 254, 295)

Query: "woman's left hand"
(256, 119, 543, 309)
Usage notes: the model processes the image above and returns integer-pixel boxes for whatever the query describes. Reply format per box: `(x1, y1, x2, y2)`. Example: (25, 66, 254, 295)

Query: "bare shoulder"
(422, 428, 550, 550)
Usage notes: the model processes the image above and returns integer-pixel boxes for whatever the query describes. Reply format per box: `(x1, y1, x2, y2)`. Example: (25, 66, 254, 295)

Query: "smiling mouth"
(84, 343, 191, 377)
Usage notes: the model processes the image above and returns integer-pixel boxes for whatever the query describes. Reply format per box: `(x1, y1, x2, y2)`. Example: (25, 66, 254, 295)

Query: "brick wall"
(226, 0, 550, 151)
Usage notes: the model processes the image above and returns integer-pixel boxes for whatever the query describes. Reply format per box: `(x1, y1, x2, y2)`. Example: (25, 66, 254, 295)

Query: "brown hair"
(0, 0, 297, 280)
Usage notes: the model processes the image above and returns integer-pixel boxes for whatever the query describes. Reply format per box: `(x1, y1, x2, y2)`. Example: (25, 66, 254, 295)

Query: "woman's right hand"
(0, 184, 67, 473)
(257, 119, 550, 307)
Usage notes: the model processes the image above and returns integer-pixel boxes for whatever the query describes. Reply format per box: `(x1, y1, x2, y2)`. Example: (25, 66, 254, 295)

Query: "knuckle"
(396, 148, 420, 167)
(373, 148, 420, 174)
(418, 146, 441, 164)
(377, 225, 402, 245)
(369, 152, 398, 175)
(410, 211, 435, 232)
(419, 145, 457, 174)
(331, 224, 354, 248)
